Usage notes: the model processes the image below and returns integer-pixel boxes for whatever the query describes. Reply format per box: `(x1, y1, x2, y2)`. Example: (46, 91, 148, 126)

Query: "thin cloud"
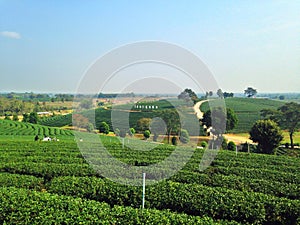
(1, 31, 21, 39)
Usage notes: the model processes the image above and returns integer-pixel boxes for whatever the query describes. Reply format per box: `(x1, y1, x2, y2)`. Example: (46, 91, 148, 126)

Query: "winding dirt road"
(193, 100, 208, 120)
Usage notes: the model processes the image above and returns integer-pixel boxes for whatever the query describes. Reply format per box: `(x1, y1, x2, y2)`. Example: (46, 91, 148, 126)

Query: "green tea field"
(0, 130, 299, 224)
(200, 98, 285, 133)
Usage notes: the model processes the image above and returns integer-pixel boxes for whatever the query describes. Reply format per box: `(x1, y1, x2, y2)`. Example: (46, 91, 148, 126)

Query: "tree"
(223, 92, 234, 98)
(4, 115, 11, 120)
(249, 119, 283, 154)
(179, 129, 190, 144)
(150, 117, 167, 142)
(201, 108, 238, 134)
(114, 128, 120, 136)
(87, 123, 95, 133)
(119, 129, 127, 138)
(159, 109, 181, 144)
(73, 114, 89, 129)
(221, 136, 228, 149)
(261, 102, 300, 149)
(143, 130, 150, 140)
(22, 113, 29, 122)
(137, 118, 152, 132)
(226, 108, 238, 131)
(178, 88, 198, 103)
(227, 141, 236, 151)
(12, 114, 19, 121)
(129, 128, 136, 137)
(80, 99, 93, 109)
(244, 87, 257, 98)
(28, 112, 39, 124)
(99, 121, 110, 134)
(217, 89, 223, 98)
(171, 136, 178, 145)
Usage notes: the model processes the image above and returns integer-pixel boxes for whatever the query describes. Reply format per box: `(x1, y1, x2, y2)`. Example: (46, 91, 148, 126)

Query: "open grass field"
(0, 132, 299, 224)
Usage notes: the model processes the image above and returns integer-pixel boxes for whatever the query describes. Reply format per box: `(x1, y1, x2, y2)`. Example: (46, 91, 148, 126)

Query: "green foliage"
(12, 114, 19, 121)
(143, 130, 151, 139)
(200, 141, 208, 148)
(179, 129, 190, 144)
(79, 99, 93, 109)
(86, 123, 95, 133)
(99, 121, 109, 134)
(28, 112, 39, 124)
(201, 107, 238, 134)
(0, 187, 229, 225)
(114, 128, 120, 136)
(262, 102, 300, 149)
(137, 117, 151, 132)
(4, 115, 11, 120)
(0, 119, 73, 137)
(250, 119, 283, 154)
(227, 141, 236, 151)
(221, 136, 228, 149)
(244, 87, 257, 97)
(171, 136, 178, 145)
(178, 88, 199, 103)
(159, 109, 181, 143)
(0, 135, 300, 224)
(129, 127, 136, 137)
(201, 98, 285, 133)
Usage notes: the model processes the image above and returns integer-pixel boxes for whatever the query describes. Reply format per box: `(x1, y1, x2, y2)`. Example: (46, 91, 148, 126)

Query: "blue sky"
(0, 0, 299, 93)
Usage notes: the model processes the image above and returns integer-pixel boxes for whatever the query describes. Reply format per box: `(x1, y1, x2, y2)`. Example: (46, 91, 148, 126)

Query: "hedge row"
(0, 120, 73, 136)
(0, 173, 44, 190)
(171, 171, 300, 199)
(46, 176, 300, 224)
(0, 187, 237, 225)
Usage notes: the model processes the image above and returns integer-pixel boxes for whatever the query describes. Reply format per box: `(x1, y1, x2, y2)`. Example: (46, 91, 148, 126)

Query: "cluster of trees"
(244, 87, 257, 98)
(97, 92, 135, 98)
(98, 109, 190, 145)
(0, 98, 34, 116)
(178, 88, 235, 102)
(1, 92, 74, 102)
(178, 88, 199, 103)
(249, 102, 300, 154)
(0, 97, 71, 116)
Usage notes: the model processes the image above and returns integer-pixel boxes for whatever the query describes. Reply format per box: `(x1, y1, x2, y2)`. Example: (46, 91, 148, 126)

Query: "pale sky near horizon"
(0, 1, 299, 94)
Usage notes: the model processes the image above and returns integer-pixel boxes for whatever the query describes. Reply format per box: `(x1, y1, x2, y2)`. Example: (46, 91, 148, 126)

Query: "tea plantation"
(0, 129, 299, 224)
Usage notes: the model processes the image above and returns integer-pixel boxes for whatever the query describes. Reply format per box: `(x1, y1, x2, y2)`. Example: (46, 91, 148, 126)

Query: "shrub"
(227, 141, 236, 151)
(144, 130, 151, 140)
(221, 137, 228, 150)
(200, 141, 208, 149)
(171, 136, 178, 145)
(180, 129, 190, 144)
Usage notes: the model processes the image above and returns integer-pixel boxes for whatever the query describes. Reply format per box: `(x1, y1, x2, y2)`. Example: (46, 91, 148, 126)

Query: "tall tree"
(216, 89, 223, 98)
(261, 102, 300, 149)
(201, 107, 238, 134)
(99, 121, 110, 134)
(136, 118, 151, 132)
(159, 109, 181, 143)
(28, 112, 39, 124)
(178, 88, 198, 103)
(244, 87, 257, 98)
(250, 119, 283, 154)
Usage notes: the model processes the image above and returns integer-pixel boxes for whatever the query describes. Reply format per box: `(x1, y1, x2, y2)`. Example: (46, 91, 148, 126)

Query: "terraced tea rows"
(0, 136, 299, 224)
(0, 119, 73, 137)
